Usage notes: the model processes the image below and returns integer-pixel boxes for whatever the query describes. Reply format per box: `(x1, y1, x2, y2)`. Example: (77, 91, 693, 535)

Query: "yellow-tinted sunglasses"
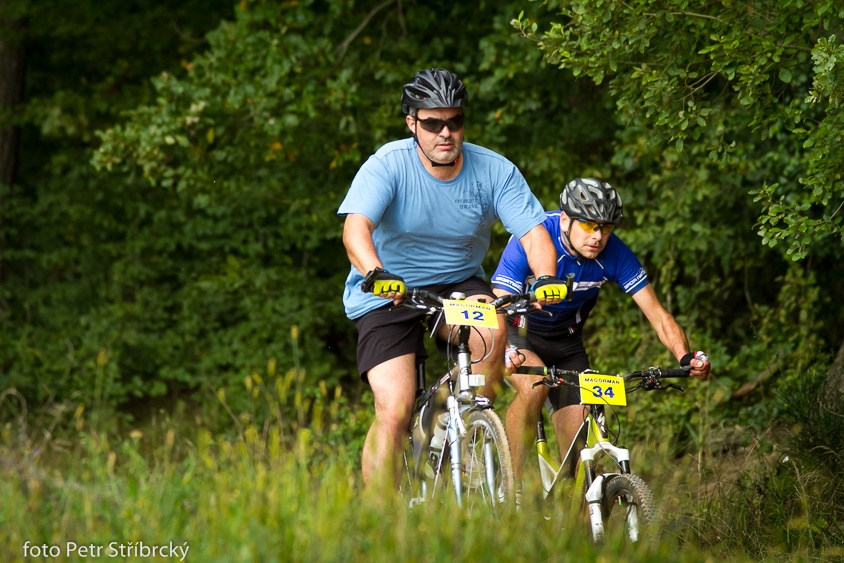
(575, 219, 615, 235)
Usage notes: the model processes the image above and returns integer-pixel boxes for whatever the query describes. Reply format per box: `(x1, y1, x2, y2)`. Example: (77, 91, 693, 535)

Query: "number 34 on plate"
(579, 374, 628, 406)
(442, 300, 499, 328)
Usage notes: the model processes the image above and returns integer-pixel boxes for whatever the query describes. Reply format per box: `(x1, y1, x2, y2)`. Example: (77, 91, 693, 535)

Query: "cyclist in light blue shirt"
(491, 178, 711, 487)
(338, 68, 561, 492)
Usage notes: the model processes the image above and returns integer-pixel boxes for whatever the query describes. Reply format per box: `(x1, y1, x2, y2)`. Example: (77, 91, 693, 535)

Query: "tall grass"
(2, 356, 842, 561)
(2, 418, 739, 563)
(688, 360, 844, 561)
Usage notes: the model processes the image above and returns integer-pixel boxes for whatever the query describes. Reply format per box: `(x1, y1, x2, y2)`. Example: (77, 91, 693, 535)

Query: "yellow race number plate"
(443, 300, 499, 328)
(579, 373, 627, 406)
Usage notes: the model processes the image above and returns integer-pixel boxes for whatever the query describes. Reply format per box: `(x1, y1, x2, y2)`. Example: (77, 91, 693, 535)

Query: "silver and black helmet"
(559, 178, 623, 223)
(401, 68, 468, 114)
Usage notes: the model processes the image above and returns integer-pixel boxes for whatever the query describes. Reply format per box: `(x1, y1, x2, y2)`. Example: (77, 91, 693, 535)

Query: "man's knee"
(490, 324, 507, 349)
(371, 393, 414, 434)
(375, 401, 413, 429)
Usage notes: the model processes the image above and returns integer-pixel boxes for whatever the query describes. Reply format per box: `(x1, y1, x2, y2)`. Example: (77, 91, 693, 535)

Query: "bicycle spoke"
(457, 410, 515, 513)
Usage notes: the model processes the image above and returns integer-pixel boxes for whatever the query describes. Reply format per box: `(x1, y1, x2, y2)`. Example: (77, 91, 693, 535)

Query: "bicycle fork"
(576, 438, 631, 542)
(445, 395, 467, 507)
(447, 322, 477, 507)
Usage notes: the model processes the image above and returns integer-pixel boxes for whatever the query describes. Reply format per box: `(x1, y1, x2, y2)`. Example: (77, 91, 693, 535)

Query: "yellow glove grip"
(372, 279, 406, 296)
(534, 284, 568, 301)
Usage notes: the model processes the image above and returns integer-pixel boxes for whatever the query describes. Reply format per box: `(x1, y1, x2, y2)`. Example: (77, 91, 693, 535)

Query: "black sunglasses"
(416, 114, 465, 134)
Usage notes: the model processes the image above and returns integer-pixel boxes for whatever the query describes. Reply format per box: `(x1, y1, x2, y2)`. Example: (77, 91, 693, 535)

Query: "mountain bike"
(514, 363, 693, 542)
(392, 287, 539, 512)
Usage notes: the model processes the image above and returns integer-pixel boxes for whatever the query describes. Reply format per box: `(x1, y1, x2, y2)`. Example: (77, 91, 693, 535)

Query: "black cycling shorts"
(353, 277, 496, 383)
(507, 325, 590, 410)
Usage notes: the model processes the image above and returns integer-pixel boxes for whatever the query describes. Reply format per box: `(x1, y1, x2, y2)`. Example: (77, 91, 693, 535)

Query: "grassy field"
(2, 359, 843, 562)
(2, 404, 841, 563)
(0, 426, 720, 562)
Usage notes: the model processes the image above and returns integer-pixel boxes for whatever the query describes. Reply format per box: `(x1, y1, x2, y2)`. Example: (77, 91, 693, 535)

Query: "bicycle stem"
(454, 324, 488, 400)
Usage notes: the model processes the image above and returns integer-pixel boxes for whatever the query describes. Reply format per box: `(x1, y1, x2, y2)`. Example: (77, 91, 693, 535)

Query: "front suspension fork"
(446, 395, 466, 507)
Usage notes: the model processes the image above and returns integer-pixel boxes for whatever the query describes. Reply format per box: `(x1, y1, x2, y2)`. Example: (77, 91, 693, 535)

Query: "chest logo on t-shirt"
(574, 280, 605, 291)
(454, 182, 490, 220)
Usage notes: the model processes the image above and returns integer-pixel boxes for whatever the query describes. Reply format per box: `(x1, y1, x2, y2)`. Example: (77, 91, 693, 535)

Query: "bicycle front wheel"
(600, 473, 655, 542)
(458, 409, 515, 513)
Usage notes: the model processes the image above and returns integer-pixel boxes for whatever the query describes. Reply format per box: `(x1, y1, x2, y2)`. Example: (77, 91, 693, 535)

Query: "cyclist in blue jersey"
(338, 68, 562, 492)
(491, 178, 711, 486)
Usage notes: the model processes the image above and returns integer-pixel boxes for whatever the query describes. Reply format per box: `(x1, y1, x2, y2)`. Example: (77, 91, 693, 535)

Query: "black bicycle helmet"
(401, 68, 468, 114)
(559, 178, 623, 223)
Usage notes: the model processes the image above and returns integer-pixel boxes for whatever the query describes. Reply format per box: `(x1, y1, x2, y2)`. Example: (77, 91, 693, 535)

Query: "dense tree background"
(518, 0, 844, 419)
(1, 0, 842, 439)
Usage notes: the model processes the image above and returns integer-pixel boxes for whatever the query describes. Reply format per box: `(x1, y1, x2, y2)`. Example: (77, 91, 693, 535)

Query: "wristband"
(680, 351, 709, 366)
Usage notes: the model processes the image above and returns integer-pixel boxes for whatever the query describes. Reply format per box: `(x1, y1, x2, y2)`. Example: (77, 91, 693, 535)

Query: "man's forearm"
(343, 214, 381, 275)
(633, 284, 690, 360)
(657, 312, 710, 377)
(656, 314, 691, 361)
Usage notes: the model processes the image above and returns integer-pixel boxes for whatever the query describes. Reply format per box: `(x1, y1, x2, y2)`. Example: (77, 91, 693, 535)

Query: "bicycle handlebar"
(516, 366, 551, 376)
(387, 287, 541, 317)
(516, 365, 693, 392)
(621, 366, 692, 392)
(625, 368, 691, 379)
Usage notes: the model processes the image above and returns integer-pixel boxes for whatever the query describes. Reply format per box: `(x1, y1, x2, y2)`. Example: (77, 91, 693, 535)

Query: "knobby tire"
(600, 473, 656, 542)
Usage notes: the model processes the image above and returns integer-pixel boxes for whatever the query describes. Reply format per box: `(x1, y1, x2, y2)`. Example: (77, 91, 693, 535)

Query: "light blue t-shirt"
(338, 138, 546, 319)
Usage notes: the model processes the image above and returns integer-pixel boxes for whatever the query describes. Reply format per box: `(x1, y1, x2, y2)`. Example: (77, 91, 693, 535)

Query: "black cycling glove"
(360, 267, 406, 295)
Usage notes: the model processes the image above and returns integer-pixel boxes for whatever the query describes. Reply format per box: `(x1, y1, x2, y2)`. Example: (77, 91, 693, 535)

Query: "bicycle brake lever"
(516, 308, 552, 318)
(503, 306, 530, 316)
(665, 383, 685, 392)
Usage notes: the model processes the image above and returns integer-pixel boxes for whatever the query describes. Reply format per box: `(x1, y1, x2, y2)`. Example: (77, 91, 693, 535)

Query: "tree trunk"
(0, 0, 26, 187)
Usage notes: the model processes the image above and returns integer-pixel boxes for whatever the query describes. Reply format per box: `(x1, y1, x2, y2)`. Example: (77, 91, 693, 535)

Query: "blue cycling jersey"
(339, 138, 547, 319)
(491, 211, 649, 338)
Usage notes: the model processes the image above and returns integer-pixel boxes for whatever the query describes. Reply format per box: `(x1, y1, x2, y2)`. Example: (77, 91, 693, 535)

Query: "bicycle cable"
(445, 324, 456, 375)
(443, 324, 493, 368)
(564, 376, 625, 471)
(470, 325, 493, 364)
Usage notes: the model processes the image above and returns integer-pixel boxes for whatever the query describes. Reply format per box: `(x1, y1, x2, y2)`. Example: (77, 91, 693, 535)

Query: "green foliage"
(1, 0, 235, 410)
(516, 0, 844, 260)
(2, 0, 616, 421)
(508, 1, 844, 436)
